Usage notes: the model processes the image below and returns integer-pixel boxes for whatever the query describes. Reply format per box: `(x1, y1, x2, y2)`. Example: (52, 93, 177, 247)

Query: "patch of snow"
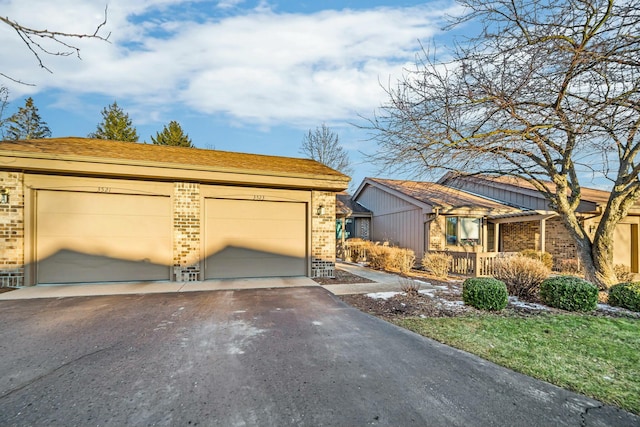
(419, 289, 436, 296)
(433, 285, 449, 290)
(367, 291, 400, 300)
(597, 303, 625, 313)
(508, 296, 550, 311)
(312, 321, 323, 326)
(439, 300, 465, 307)
(413, 280, 431, 285)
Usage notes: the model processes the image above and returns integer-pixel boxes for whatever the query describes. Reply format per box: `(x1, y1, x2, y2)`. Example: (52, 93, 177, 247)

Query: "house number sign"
(97, 187, 112, 193)
(253, 195, 265, 201)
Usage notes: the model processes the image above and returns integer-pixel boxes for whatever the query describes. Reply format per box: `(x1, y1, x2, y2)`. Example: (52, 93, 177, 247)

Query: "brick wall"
(545, 217, 578, 269)
(0, 172, 24, 287)
(501, 221, 540, 252)
(311, 191, 336, 278)
(173, 182, 201, 281)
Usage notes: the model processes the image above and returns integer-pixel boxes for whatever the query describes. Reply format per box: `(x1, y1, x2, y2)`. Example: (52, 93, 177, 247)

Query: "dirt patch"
(336, 269, 640, 320)
(312, 268, 376, 285)
(0, 287, 16, 294)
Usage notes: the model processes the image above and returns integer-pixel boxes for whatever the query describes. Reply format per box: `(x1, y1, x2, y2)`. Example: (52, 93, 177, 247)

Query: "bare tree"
(366, 0, 640, 288)
(0, 86, 8, 138)
(300, 123, 354, 177)
(1, 8, 110, 85)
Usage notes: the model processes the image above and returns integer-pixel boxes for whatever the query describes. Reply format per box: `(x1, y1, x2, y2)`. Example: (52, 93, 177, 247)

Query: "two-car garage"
(3, 138, 348, 287)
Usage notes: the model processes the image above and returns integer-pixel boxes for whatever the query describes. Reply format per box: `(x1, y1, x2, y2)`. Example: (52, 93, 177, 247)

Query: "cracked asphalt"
(0, 287, 638, 426)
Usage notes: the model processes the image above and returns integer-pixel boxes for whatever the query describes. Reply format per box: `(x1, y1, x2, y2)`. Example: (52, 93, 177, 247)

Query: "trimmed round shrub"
(462, 278, 508, 311)
(540, 276, 598, 311)
(608, 282, 640, 312)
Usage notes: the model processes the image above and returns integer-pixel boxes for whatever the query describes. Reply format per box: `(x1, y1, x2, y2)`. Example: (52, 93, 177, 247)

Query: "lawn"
(396, 313, 640, 414)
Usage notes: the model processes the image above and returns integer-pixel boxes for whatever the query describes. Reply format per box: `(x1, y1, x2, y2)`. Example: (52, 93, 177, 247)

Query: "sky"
(0, 0, 467, 189)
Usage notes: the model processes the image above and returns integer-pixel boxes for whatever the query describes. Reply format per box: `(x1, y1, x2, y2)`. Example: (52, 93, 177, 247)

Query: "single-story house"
(0, 137, 349, 287)
(335, 192, 372, 241)
(351, 175, 640, 273)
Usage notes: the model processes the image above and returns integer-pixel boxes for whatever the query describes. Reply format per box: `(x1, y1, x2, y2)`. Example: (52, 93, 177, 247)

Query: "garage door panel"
(205, 199, 306, 279)
(36, 190, 172, 284)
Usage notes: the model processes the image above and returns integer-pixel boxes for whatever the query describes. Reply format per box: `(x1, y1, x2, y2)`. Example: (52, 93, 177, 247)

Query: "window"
(336, 218, 354, 239)
(446, 216, 482, 246)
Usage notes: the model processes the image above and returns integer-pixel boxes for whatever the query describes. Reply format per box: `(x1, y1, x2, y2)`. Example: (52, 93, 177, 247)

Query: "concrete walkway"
(320, 261, 439, 295)
(0, 276, 318, 300)
(0, 262, 430, 300)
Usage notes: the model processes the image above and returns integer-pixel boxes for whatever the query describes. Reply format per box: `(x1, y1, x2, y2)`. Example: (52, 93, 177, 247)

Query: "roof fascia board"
(355, 178, 434, 211)
(2, 154, 348, 191)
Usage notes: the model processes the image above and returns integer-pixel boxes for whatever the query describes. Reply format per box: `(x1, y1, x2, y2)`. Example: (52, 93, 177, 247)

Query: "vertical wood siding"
(357, 185, 425, 258)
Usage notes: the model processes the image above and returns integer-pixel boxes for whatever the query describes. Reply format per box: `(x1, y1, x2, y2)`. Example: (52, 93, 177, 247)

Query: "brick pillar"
(173, 182, 201, 281)
(311, 191, 336, 278)
(0, 172, 24, 287)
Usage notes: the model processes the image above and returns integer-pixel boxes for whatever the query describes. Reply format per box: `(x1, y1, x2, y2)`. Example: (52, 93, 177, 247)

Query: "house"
(0, 137, 349, 287)
(352, 175, 640, 274)
(335, 192, 372, 241)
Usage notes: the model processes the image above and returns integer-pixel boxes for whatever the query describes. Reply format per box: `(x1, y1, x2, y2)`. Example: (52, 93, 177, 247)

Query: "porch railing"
(448, 251, 517, 277)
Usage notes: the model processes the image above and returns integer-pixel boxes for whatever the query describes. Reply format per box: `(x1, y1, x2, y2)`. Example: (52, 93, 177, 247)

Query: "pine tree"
(151, 121, 193, 147)
(89, 101, 139, 142)
(6, 97, 51, 140)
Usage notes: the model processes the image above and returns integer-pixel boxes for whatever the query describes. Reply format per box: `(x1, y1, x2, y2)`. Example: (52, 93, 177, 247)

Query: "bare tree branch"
(1, 6, 110, 83)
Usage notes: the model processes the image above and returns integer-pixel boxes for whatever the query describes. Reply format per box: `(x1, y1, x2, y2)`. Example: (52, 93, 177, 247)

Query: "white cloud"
(0, 0, 459, 127)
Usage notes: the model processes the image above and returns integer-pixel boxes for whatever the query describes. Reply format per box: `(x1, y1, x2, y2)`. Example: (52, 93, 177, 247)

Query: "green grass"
(396, 314, 640, 414)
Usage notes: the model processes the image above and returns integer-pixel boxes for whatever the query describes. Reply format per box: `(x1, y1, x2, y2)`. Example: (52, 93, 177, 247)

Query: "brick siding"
(502, 221, 540, 252)
(173, 182, 201, 281)
(0, 172, 24, 287)
(311, 191, 336, 278)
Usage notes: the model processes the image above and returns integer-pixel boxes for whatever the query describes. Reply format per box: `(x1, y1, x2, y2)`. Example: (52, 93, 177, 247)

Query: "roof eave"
(1, 151, 350, 191)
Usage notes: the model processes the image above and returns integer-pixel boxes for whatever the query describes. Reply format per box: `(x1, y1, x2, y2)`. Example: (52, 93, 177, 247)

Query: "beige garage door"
(36, 190, 172, 284)
(204, 198, 306, 279)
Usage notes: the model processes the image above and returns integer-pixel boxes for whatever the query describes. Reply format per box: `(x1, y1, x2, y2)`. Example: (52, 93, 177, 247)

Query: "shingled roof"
(364, 178, 521, 214)
(0, 137, 349, 180)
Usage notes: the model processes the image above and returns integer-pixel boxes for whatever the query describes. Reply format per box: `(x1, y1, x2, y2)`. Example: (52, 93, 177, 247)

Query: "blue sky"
(1, 0, 465, 188)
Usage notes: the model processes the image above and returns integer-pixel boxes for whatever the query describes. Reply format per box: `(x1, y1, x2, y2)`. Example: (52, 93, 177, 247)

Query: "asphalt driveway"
(0, 287, 637, 426)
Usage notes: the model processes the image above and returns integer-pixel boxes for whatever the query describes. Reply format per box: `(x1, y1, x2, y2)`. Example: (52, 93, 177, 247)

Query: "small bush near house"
(493, 255, 549, 301)
(462, 278, 508, 311)
(520, 250, 553, 270)
(399, 277, 421, 296)
(558, 259, 582, 275)
(614, 264, 635, 284)
(366, 245, 393, 270)
(394, 248, 416, 273)
(421, 252, 452, 279)
(608, 282, 640, 312)
(540, 276, 598, 312)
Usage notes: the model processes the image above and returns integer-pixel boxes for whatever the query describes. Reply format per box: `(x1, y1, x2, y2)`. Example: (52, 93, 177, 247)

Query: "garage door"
(36, 190, 172, 284)
(204, 199, 306, 279)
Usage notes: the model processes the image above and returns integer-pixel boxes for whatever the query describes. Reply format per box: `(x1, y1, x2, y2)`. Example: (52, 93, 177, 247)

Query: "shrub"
(493, 255, 549, 301)
(367, 245, 393, 270)
(399, 277, 421, 296)
(540, 276, 598, 311)
(462, 278, 508, 311)
(520, 250, 553, 270)
(421, 252, 452, 279)
(608, 282, 640, 312)
(393, 248, 416, 274)
(614, 264, 635, 284)
(558, 259, 582, 275)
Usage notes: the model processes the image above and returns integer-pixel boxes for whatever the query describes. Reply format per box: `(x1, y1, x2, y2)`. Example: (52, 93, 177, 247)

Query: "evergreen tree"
(151, 121, 193, 147)
(89, 101, 139, 142)
(5, 97, 51, 140)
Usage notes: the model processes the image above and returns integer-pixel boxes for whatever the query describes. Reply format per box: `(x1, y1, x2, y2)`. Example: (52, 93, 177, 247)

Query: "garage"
(0, 137, 348, 286)
(35, 190, 172, 284)
(204, 198, 307, 279)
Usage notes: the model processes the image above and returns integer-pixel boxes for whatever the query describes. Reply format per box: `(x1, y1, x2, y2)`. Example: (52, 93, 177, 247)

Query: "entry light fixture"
(317, 204, 325, 216)
(0, 188, 8, 205)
